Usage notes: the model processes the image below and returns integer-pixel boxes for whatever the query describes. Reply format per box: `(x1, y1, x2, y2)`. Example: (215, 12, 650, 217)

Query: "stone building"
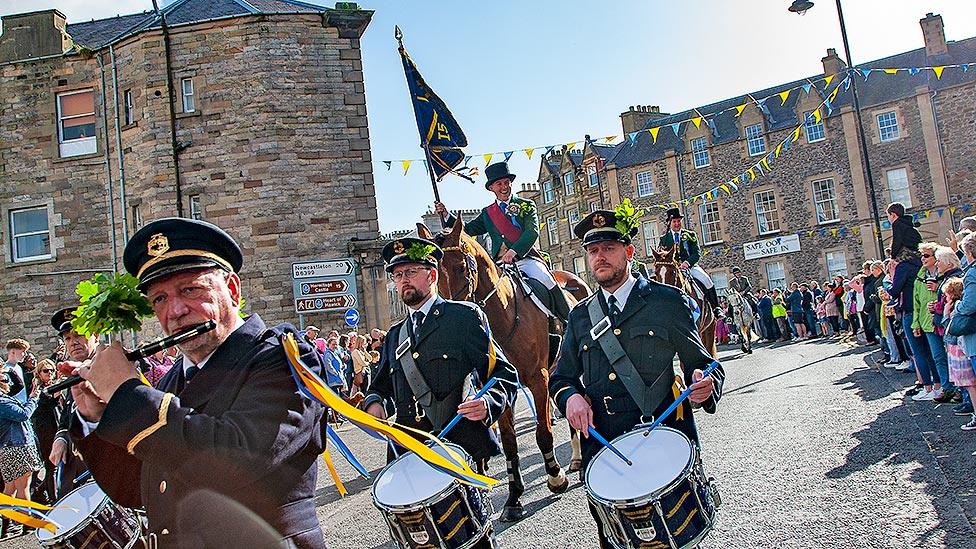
(532, 13, 976, 294)
(0, 1, 380, 346)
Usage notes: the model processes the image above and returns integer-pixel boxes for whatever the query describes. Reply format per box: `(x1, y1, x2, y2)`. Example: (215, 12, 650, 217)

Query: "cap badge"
(148, 234, 170, 257)
(392, 241, 405, 255)
(593, 214, 606, 228)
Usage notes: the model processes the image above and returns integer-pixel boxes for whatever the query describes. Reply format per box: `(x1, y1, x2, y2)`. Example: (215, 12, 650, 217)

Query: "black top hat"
(51, 307, 77, 334)
(574, 210, 638, 247)
(382, 237, 444, 273)
(665, 208, 684, 222)
(123, 218, 244, 290)
(484, 162, 516, 190)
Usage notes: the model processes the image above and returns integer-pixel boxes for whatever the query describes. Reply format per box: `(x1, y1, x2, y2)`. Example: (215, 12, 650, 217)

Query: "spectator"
(139, 348, 175, 387)
(3, 339, 30, 404)
(29, 359, 61, 504)
(943, 277, 975, 429)
(757, 289, 779, 342)
(950, 233, 976, 422)
(911, 243, 947, 401)
(824, 281, 841, 334)
(349, 333, 370, 395)
(786, 282, 806, 339)
(878, 285, 908, 369)
(304, 326, 326, 354)
(771, 288, 791, 342)
(801, 283, 818, 338)
(932, 246, 965, 405)
(815, 295, 831, 337)
(0, 371, 41, 536)
(860, 261, 880, 345)
(846, 278, 864, 337)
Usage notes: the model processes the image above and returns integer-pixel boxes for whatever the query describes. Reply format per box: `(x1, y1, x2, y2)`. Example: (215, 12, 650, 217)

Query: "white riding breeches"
(516, 257, 557, 289)
(687, 265, 714, 288)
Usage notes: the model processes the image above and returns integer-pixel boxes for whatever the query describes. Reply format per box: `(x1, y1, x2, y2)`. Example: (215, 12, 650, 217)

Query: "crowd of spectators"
(301, 325, 386, 424)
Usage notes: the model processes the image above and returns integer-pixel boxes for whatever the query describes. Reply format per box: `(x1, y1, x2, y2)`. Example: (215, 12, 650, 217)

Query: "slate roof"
(588, 142, 621, 162)
(607, 36, 976, 169)
(65, 0, 330, 49)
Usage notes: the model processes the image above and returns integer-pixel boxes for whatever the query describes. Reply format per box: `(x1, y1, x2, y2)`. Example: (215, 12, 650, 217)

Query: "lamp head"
(789, 0, 815, 15)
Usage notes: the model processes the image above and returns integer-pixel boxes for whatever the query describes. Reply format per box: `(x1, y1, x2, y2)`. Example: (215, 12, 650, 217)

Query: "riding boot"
(549, 286, 572, 325)
(705, 286, 720, 314)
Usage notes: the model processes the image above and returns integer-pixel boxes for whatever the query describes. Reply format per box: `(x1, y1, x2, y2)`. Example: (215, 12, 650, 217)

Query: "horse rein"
(440, 243, 503, 308)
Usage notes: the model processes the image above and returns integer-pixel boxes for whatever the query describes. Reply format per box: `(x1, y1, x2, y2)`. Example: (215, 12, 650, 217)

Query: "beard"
(593, 262, 628, 289)
(400, 285, 430, 307)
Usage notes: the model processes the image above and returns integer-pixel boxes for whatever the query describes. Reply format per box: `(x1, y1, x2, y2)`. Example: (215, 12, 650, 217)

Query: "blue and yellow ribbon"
(0, 494, 59, 533)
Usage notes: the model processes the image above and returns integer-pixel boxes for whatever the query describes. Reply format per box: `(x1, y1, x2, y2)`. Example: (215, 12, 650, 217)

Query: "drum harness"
(395, 323, 473, 429)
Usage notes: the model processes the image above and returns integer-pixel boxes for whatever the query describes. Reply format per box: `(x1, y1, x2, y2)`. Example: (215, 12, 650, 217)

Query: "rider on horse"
(658, 207, 720, 312)
(435, 161, 572, 324)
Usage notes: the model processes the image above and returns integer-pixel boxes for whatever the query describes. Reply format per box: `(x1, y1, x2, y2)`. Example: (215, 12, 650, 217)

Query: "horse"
(725, 290, 755, 354)
(418, 219, 591, 522)
(647, 246, 718, 358)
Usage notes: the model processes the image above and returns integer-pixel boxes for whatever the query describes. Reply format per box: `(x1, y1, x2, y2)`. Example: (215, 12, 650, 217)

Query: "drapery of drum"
(281, 334, 499, 489)
(0, 494, 58, 533)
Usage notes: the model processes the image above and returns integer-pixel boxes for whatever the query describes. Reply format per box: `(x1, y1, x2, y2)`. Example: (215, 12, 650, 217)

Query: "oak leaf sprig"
(71, 273, 154, 337)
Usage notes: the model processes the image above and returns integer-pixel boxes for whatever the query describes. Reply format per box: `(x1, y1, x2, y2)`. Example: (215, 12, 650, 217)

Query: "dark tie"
(185, 364, 200, 383)
(408, 311, 425, 344)
(608, 295, 621, 325)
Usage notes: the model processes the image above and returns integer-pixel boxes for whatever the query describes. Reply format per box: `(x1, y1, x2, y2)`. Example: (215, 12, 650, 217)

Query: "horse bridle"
(439, 241, 502, 307)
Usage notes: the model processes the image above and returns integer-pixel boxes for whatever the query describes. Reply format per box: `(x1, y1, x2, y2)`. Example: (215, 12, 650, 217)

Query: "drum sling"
(586, 298, 659, 417)
(395, 326, 462, 430)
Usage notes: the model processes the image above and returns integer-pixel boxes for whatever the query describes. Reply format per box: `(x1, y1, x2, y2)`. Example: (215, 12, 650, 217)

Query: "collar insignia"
(148, 234, 170, 257)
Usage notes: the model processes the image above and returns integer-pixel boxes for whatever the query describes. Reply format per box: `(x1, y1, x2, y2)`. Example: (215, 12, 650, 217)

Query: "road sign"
(344, 308, 360, 327)
(292, 257, 358, 314)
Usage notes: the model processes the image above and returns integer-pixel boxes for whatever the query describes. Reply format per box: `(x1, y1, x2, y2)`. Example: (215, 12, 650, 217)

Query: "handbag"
(947, 310, 976, 337)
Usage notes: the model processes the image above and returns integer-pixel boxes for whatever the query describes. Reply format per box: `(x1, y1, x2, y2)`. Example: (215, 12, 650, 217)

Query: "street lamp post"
(790, 0, 887, 258)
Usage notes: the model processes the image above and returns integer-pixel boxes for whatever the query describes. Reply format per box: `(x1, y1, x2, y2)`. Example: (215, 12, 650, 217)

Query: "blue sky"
(7, 1, 976, 232)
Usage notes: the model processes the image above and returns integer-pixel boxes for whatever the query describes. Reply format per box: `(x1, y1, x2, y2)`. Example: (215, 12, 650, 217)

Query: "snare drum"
(372, 443, 492, 549)
(36, 482, 142, 549)
(585, 427, 720, 549)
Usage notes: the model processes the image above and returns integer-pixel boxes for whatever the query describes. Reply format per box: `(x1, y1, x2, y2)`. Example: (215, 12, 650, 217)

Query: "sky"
(6, 0, 976, 233)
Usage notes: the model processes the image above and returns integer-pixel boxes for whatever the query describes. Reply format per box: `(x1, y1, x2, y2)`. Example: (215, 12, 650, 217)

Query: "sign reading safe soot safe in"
(743, 234, 801, 261)
(292, 258, 358, 314)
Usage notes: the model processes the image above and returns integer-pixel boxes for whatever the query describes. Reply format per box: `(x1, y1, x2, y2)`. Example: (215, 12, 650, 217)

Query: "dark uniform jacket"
(659, 229, 701, 266)
(549, 275, 724, 467)
(71, 315, 327, 548)
(365, 297, 518, 462)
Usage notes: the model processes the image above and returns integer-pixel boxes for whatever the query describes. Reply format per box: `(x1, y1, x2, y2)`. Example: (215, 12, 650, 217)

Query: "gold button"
(582, 344, 588, 351)
(159, 481, 167, 493)
(443, 354, 448, 359)
(613, 329, 621, 336)
(648, 330, 654, 336)
(412, 352, 419, 359)
(608, 372, 617, 381)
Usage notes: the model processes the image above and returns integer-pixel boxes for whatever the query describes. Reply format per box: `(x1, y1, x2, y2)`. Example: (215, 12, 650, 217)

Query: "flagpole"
(396, 26, 446, 224)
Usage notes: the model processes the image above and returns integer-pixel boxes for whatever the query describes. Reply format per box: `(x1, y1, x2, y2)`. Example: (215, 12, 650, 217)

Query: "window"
(765, 261, 786, 290)
(691, 137, 710, 168)
(130, 204, 142, 235)
(886, 168, 911, 207)
(745, 123, 766, 156)
(635, 171, 654, 197)
(877, 111, 899, 142)
(753, 190, 780, 234)
(57, 90, 97, 157)
(804, 111, 825, 142)
(9, 206, 51, 262)
(567, 207, 580, 235)
(812, 178, 839, 224)
(563, 172, 575, 196)
(189, 195, 203, 220)
(123, 89, 134, 125)
(698, 200, 722, 245)
(642, 220, 660, 256)
(588, 201, 598, 213)
(543, 180, 554, 204)
(181, 78, 195, 113)
(587, 165, 599, 187)
(547, 215, 558, 246)
(573, 256, 586, 277)
(826, 251, 848, 278)
(710, 272, 729, 297)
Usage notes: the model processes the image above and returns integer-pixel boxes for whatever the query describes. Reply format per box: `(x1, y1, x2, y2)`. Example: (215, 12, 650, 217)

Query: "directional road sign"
(292, 257, 358, 314)
(344, 308, 360, 327)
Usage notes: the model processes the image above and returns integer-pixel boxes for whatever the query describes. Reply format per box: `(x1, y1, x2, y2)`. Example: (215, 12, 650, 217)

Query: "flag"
(397, 28, 468, 182)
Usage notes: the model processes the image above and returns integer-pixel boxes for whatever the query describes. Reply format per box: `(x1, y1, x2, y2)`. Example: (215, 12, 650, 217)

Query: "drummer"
(49, 307, 93, 498)
(549, 206, 725, 547)
(364, 237, 518, 534)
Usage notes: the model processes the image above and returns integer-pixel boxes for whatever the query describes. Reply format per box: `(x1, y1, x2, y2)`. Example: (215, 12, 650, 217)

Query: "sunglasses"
(921, 253, 933, 258)
(40, 369, 55, 374)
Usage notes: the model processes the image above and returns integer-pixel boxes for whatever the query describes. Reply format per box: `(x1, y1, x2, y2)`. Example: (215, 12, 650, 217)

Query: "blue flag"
(398, 29, 468, 182)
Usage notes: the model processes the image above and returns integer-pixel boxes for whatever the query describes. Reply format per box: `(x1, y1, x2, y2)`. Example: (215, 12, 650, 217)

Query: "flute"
(44, 320, 217, 395)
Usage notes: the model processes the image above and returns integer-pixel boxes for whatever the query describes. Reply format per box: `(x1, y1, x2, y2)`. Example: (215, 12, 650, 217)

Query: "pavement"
(3, 336, 975, 548)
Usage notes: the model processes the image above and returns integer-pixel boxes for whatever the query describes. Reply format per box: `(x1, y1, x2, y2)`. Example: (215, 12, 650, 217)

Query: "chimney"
(821, 48, 845, 77)
(0, 9, 72, 64)
(620, 105, 669, 136)
(920, 13, 948, 57)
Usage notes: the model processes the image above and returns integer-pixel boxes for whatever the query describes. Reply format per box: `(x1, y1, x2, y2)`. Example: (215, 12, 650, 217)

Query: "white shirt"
(601, 273, 638, 312)
(407, 293, 438, 319)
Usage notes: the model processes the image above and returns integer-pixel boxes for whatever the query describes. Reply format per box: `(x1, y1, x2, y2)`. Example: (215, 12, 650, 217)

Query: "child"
(815, 296, 830, 338)
(943, 278, 976, 430)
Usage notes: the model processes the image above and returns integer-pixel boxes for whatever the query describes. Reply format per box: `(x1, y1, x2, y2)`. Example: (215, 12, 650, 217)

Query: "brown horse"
(418, 219, 590, 522)
(646, 246, 718, 358)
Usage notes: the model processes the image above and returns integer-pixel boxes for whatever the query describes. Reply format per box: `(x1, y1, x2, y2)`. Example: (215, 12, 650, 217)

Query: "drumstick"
(641, 360, 721, 438)
(437, 377, 499, 438)
(587, 427, 632, 466)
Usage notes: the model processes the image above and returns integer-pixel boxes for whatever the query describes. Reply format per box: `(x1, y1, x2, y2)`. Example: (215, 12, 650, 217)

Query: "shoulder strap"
(395, 325, 462, 429)
(585, 298, 656, 416)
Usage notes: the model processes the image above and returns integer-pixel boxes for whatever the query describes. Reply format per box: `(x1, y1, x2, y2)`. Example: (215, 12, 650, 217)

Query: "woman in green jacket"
(910, 242, 947, 401)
